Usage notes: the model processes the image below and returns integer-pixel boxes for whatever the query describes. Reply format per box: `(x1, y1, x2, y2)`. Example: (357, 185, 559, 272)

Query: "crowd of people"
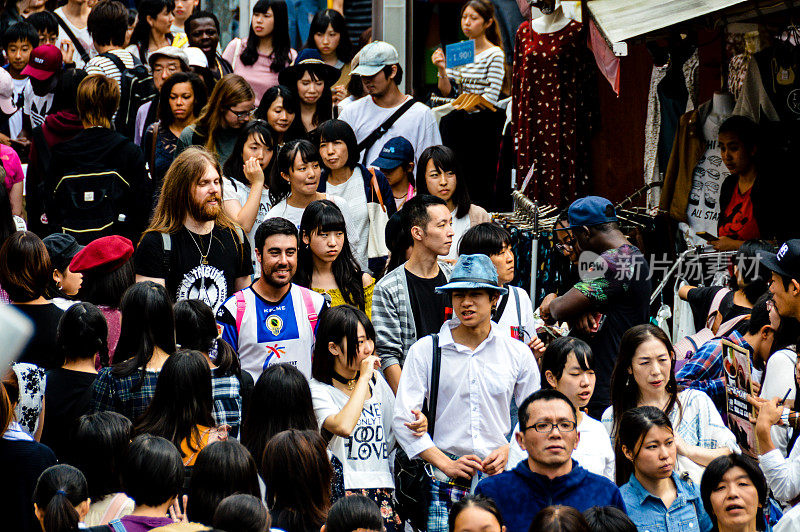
(0, 0, 799, 532)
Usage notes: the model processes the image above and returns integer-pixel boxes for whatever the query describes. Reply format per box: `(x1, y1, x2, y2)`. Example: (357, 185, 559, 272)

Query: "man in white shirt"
(339, 41, 441, 166)
(393, 253, 540, 532)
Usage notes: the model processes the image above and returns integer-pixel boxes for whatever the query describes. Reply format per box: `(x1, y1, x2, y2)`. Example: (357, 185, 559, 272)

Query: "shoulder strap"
(708, 288, 731, 317)
(108, 519, 127, 532)
(160, 232, 172, 278)
(55, 13, 90, 63)
(366, 167, 386, 212)
(101, 51, 127, 74)
(147, 121, 160, 171)
(428, 333, 441, 437)
(99, 493, 129, 525)
(299, 286, 319, 332)
(357, 98, 416, 164)
(513, 286, 521, 325)
(235, 290, 247, 336)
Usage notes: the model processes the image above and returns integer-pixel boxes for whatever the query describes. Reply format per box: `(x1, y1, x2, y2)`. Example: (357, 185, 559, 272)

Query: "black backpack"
(101, 52, 157, 139)
(48, 138, 133, 244)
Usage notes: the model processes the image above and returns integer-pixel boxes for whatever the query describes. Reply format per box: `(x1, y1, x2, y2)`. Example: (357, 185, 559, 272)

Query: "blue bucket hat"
(566, 196, 618, 229)
(435, 254, 508, 295)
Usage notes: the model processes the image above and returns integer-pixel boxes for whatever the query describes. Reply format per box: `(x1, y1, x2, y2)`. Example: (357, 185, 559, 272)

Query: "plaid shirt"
(211, 368, 242, 437)
(675, 330, 753, 412)
(90, 367, 159, 422)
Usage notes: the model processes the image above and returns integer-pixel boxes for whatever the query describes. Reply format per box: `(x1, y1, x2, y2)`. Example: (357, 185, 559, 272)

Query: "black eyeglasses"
(227, 107, 255, 119)
(524, 421, 577, 434)
(555, 237, 575, 253)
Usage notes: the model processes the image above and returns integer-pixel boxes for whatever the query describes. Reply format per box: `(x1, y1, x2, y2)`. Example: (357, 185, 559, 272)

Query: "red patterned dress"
(512, 19, 593, 205)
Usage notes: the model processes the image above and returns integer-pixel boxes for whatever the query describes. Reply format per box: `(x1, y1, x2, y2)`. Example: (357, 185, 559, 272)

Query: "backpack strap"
(299, 286, 319, 332)
(707, 288, 731, 321)
(148, 121, 160, 172)
(100, 51, 128, 74)
(235, 290, 247, 336)
(99, 493, 129, 525)
(108, 519, 127, 532)
(160, 232, 172, 279)
(55, 12, 90, 64)
(428, 333, 441, 437)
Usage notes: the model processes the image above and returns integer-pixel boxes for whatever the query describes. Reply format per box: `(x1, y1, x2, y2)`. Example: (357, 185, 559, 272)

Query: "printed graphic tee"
(686, 112, 730, 234)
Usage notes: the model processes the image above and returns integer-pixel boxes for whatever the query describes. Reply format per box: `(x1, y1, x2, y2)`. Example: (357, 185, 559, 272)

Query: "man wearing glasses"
(476, 389, 626, 532)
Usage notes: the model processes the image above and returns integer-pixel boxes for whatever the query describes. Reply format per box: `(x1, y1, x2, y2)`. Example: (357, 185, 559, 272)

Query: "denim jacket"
(620, 472, 713, 532)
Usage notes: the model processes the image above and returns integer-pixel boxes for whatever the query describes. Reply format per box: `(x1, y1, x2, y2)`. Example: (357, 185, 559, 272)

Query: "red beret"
(69, 235, 134, 274)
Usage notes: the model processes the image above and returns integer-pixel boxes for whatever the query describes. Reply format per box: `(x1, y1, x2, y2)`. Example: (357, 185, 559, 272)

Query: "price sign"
(445, 40, 475, 68)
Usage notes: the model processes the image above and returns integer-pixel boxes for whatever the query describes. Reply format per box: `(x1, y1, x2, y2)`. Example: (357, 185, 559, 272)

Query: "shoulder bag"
(357, 98, 416, 164)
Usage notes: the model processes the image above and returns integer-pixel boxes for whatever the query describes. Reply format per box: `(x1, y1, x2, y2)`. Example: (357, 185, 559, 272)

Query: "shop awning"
(588, 0, 747, 55)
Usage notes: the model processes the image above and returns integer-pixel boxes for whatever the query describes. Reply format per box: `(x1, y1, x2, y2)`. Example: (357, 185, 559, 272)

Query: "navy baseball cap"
(567, 196, 618, 229)
(761, 239, 800, 280)
(371, 137, 414, 170)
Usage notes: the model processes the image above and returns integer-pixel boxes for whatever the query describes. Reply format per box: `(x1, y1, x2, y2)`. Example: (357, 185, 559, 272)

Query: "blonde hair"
(145, 146, 238, 236)
(194, 74, 255, 158)
(77, 74, 121, 129)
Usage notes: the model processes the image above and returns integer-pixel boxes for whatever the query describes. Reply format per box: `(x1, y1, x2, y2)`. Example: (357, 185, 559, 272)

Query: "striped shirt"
(446, 45, 505, 105)
(84, 49, 138, 88)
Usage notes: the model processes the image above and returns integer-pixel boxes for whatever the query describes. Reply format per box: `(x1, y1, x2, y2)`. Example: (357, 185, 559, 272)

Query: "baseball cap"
(371, 137, 414, 170)
(183, 47, 208, 68)
(566, 196, 618, 229)
(148, 46, 190, 71)
(351, 41, 399, 77)
(0, 68, 16, 115)
(21, 45, 63, 81)
(761, 239, 800, 280)
(43, 233, 84, 272)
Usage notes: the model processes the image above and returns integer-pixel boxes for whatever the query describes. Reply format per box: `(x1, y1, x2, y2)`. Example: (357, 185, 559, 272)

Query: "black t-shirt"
(11, 303, 65, 369)
(570, 244, 651, 419)
(687, 286, 751, 331)
(134, 225, 253, 312)
(41, 368, 97, 460)
(406, 268, 449, 339)
(0, 439, 57, 532)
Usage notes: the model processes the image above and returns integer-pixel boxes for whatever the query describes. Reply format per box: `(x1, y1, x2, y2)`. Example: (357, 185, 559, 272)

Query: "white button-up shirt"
(393, 320, 541, 460)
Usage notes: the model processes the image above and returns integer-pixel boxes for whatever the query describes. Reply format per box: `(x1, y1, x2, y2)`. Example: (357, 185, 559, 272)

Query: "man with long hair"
(134, 146, 252, 311)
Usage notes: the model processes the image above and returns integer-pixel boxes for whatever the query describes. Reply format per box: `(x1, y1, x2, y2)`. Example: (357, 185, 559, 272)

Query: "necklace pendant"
(347, 379, 357, 391)
(201, 257, 209, 265)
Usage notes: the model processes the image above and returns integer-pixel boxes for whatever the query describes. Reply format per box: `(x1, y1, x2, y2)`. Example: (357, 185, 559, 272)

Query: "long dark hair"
(287, 64, 333, 129)
(112, 281, 176, 381)
(295, 199, 365, 309)
(240, 0, 292, 70)
(131, 0, 175, 64)
(56, 302, 109, 367)
(318, 119, 359, 170)
(311, 305, 375, 384)
(416, 145, 471, 219)
(75, 259, 135, 310)
(222, 119, 276, 189)
(187, 440, 262, 525)
(67, 412, 132, 503)
(261, 429, 331, 532)
(158, 71, 208, 127)
(240, 363, 317, 467)
(460, 0, 504, 49)
(609, 324, 681, 439)
(614, 406, 673, 486)
(255, 84, 303, 144)
(270, 138, 321, 204)
(32, 465, 89, 532)
(700, 454, 768, 531)
(134, 349, 215, 455)
(174, 299, 241, 376)
(304, 9, 353, 63)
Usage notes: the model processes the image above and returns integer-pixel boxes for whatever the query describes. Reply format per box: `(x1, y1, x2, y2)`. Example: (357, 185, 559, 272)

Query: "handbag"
(394, 333, 441, 531)
(366, 167, 390, 259)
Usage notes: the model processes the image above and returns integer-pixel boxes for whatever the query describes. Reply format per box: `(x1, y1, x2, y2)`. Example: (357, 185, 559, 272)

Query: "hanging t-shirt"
(133, 226, 253, 312)
(309, 376, 395, 489)
(325, 167, 369, 271)
(718, 183, 760, 241)
(216, 284, 327, 380)
(54, 7, 95, 69)
(686, 112, 730, 234)
(406, 269, 449, 339)
(22, 81, 54, 129)
(222, 177, 271, 276)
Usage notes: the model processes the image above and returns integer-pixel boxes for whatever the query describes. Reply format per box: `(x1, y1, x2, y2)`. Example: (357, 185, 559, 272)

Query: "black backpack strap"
(357, 98, 416, 164)
(100, 51, 127, 74)
(428, 333, 441, 437)
(55, 13, 90, 64)
(161, 232, 172, 279)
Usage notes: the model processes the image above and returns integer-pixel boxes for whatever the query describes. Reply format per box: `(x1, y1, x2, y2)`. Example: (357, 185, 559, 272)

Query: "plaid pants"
(427, 478, 471, 532)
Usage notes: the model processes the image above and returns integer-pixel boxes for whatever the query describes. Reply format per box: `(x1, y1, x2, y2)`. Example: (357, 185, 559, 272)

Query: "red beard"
(189, 195, 222, 222)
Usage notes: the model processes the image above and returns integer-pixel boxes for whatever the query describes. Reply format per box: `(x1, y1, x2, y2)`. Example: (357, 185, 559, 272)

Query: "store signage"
(446, 40, 475, 68)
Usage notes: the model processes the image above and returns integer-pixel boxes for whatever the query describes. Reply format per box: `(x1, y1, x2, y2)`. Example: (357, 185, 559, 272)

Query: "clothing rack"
(650, 247, 737, 304)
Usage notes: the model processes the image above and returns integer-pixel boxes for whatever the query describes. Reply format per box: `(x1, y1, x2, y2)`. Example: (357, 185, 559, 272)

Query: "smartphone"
(696, 231, 719, 242)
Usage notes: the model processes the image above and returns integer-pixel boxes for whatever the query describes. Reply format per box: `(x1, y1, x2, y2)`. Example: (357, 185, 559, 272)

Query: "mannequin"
(711, 91, 734, 116)
(511, 0, 592, 205)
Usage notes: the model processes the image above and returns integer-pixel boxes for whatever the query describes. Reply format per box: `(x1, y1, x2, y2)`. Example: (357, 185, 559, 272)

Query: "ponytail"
(33, 465, 89, 532)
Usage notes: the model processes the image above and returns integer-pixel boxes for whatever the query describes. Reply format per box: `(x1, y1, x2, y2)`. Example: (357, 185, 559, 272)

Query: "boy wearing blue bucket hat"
(393, 253, 541, 532)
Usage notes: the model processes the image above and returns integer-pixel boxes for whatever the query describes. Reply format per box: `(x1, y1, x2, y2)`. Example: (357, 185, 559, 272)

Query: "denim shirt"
(620, 472, 713, 532)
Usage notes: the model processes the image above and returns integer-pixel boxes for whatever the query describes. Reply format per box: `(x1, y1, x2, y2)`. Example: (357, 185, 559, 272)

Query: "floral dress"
(12, 363, 45, 437)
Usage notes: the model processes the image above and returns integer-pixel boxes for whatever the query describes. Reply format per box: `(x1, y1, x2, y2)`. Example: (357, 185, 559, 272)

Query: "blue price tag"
(445, 40, 475, 69)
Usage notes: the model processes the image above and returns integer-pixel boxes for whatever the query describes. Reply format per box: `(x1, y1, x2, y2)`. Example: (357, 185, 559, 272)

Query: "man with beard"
(216, 217, 327, 380)
(185, 10, 232, 85)
(134, 146, 252, 312)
